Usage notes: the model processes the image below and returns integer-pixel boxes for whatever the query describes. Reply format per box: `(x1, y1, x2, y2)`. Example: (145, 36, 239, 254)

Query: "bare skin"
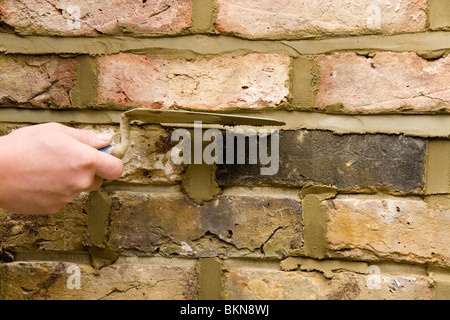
(0, 123, 123, 214)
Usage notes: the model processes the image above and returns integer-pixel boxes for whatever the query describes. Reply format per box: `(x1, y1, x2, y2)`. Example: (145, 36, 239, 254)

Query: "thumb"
(63, 127, 113, 149)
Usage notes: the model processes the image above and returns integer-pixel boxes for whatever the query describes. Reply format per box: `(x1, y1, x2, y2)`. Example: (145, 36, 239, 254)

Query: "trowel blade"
(123, 108, 285, 127)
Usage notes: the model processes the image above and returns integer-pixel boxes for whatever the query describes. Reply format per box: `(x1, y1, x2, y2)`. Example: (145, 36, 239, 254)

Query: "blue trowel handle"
(99, 144, 115, 154)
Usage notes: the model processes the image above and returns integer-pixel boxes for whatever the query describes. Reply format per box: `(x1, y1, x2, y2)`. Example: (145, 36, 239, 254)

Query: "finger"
(93, 151, 124, 181)
(84, 176, 104, 192)
(63, 126, 113, 149)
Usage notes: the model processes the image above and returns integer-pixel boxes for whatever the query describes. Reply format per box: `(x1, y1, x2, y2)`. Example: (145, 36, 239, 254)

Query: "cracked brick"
(108, 191, 302, 258)
(315, 52, 450, 113)
(0, 55, 77, 108)
(225, 267, 432, 300)
(0, 193, 88, 252)
(97, 53, 291, 110)
(0, 0, 192, 36)
(0, 261, 198, 300)
(216, 0, 427, 39)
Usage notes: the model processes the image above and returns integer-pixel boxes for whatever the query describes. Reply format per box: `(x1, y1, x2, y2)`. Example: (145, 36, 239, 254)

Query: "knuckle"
(75, 152, 96, 170)
(78, 130, 93, 144)
(73, 175, 94, 191)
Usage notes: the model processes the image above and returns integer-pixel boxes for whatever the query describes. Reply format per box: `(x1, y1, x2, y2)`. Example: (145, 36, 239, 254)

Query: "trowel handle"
(99, 141, 127, 159)
(99, 144, 116, 155)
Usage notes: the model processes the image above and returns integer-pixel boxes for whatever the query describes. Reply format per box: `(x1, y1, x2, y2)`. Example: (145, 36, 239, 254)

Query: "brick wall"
(1, 0, 449, 301)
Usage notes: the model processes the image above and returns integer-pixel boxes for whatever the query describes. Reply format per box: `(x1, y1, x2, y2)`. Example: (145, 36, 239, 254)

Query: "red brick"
(216, 0, 427, 39)
(0, 55, 77, 108)
(97, 53, 291, 110)
(0, 0, 191, 36)
(315, 52, 450, 113)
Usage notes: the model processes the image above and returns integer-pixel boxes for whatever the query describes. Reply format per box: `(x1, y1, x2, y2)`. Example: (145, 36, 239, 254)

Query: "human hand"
(0, 123, 123, 214)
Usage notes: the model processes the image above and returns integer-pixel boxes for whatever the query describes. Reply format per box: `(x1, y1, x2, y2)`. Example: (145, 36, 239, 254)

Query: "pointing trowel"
(101, 108, 285, 158)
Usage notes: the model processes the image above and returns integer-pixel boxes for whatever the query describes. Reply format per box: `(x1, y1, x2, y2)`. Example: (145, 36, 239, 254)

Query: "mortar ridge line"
(221, 186, 301, 201)
(115, 256, 197, 267)
(102, 183, 182, 194)
(12, 250, 91, 264)
(0, 32, 449, 55)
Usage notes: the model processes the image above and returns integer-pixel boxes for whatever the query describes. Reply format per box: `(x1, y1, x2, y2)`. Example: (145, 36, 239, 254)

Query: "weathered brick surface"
(109, 192, 302, 257)
(0, 55, 77, 108)
(97, 53, 291, 110)
(225, 268, 432, 300)
(77, 124, 185, 185)
(323, 196, 450, 265)
(0, 0, 192, 36)
(119, 126, 186, 184)
(0, 261, 198, 300)
(216, 130, 426, 194)
(216, 0, 427, 39)
(315, 52, 450, 113)
(0, 194, 88, 253)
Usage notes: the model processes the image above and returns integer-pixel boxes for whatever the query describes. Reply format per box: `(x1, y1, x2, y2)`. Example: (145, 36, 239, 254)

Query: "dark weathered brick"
(0, 194, 88, 253)
(109, 192, 302, 257)
(216, 130, 426, 194)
